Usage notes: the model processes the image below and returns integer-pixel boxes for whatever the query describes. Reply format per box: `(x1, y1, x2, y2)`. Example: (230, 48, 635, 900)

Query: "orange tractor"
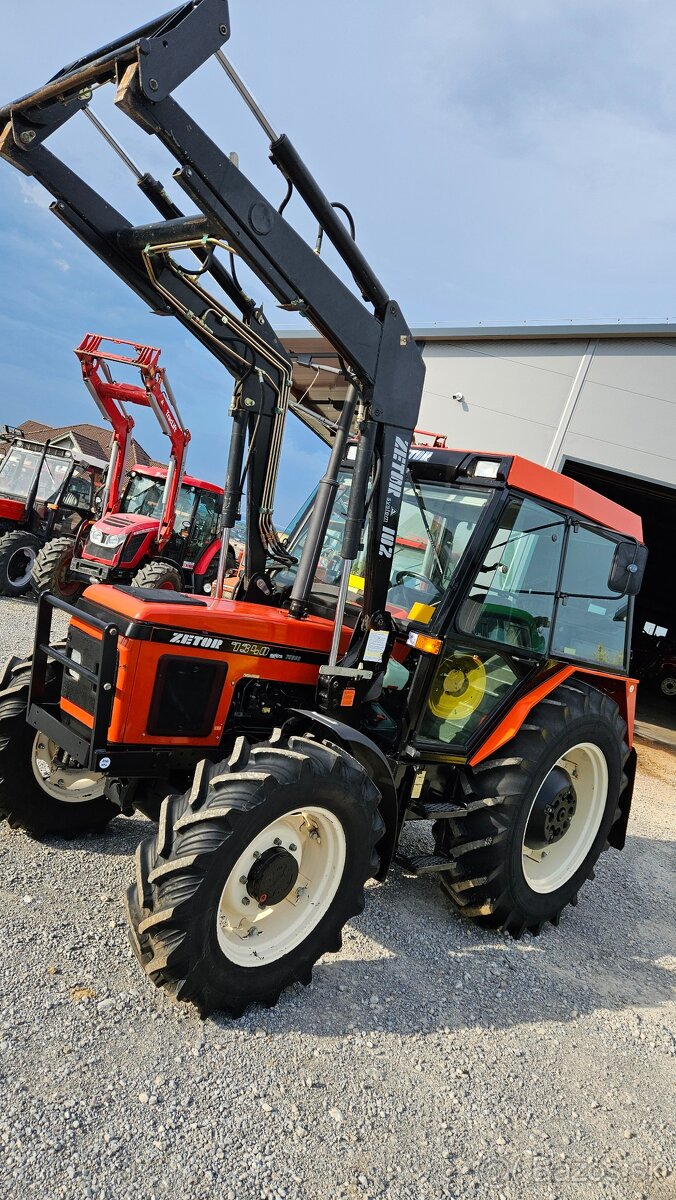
(0, 1, 647, 1017)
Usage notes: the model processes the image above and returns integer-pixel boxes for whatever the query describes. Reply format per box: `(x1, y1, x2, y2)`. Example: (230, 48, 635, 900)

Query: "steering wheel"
(394, 569, 438, 594)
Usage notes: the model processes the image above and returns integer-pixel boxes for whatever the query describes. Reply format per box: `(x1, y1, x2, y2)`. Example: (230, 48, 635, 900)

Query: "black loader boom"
(0, 0, 425, 703)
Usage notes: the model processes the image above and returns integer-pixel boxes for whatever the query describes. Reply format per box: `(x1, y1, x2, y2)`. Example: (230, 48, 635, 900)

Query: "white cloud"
(52, 257, 71, 273)
(17, 176, 51, 211)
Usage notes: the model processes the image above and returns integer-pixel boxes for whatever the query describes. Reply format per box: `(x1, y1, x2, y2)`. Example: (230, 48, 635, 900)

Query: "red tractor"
(32, 335, 232, 597)
(0, 426, 98, 598)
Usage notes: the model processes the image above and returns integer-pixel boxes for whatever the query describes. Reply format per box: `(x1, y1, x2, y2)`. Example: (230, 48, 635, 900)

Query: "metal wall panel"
(419, 338, 676, 490)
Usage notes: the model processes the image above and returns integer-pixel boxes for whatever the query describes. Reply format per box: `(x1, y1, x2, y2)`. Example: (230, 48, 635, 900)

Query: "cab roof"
(409, 443, 643, 541)
(132, 464, 223, 496)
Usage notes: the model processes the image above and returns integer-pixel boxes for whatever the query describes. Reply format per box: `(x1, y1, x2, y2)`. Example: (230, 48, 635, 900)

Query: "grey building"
(282, 323, 676, 693)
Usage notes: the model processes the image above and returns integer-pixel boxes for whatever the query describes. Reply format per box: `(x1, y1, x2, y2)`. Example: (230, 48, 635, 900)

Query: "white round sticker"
(99, 756, 111, 770)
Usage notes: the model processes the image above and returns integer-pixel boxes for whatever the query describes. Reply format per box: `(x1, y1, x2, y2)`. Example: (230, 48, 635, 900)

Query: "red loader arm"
(75, 333, 190, 551)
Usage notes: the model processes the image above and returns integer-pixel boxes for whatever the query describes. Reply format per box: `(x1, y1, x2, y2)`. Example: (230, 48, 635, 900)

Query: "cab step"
(408, 799, 463, 820)
(396, 852, 454, 875)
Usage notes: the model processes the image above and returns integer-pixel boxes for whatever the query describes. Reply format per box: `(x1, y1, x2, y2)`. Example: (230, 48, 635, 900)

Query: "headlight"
(89, 527, 126, 548)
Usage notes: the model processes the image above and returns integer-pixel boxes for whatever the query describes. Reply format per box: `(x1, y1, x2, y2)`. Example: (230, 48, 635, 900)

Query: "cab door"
(416, 495, 567, 753)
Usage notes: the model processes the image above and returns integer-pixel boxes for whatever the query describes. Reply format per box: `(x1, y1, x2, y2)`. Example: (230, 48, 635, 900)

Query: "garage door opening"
(562, 460, 676, 741)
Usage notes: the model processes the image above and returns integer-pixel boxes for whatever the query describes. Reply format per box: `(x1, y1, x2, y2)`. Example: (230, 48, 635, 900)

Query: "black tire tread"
(0, 530, 41, 597)
(435, 681, 630, 936)
(30, 536, 82, 600)
(131, 560, 183, 591)
(126, 734, 383, 1017)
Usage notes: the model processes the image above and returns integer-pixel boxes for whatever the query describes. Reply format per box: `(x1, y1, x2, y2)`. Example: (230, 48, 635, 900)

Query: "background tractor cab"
(31, 335, 232, 597)
(0, 425, 97, 597)
(79, 462, 226, 592)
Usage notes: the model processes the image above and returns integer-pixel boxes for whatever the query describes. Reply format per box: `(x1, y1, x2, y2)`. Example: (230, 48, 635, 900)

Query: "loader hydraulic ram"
(0, 1, 646, 1016)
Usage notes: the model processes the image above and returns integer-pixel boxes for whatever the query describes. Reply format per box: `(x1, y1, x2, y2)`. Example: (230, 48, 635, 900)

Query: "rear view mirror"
(608, 541, 648, 596)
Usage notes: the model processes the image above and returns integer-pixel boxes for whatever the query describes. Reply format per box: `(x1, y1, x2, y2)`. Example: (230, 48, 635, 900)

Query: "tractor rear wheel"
(433, 681, 630, 936)
(0, 657, 118, 838)
(126, 734, 383, 1016)
(0, 531, 40, 597)
(131, 560, 183, 591)
(31, 537, 84, 601)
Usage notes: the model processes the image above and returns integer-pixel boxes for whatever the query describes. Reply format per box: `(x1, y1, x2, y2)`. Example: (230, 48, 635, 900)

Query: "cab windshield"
(0, 447, 70, 502)
(120, 474, 167, 519)
(276, 469, 492, 620)
(120, 474, 198, 533)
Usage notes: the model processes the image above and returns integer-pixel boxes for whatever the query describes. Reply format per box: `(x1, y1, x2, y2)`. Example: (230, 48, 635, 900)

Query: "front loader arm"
(0, 0, 425, 670)
(74, 333, 190, 547)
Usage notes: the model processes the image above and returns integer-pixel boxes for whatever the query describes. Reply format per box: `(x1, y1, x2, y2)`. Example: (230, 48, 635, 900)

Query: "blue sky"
(1, 0, 675, 522)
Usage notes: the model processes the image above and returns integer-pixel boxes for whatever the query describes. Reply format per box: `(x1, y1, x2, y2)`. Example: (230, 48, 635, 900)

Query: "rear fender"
(286, 709, 399, 881)
(0, 499, 27, 523)
(470, 665, 639, 767)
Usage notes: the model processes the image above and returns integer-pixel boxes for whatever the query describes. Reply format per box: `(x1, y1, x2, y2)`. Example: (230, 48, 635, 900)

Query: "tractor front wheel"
(0, 531, 40, 597)
(0, 658, 118, 838)
(131, 560, 183, 591)
(126, 734, 383, 1016)
(31, 537, 84, 601)
(434, 681, 630, 936)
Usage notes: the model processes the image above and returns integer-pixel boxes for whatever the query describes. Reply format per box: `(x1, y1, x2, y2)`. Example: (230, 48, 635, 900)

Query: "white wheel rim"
(31, 734, 106, 803)
(9, 545, 36, 588)
(216, 805, 346, 968)
(660, 676, 676, 697)
(522, 742, 608, 894)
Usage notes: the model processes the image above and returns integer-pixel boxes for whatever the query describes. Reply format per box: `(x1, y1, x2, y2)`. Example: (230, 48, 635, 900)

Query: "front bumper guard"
(27, 592, 119, 770)
(71, 556, 113, 584)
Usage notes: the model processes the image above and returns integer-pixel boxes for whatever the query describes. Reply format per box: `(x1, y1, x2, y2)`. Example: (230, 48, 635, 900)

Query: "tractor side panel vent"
(119, 531, 149, 566)
(147, 655, 228, 737)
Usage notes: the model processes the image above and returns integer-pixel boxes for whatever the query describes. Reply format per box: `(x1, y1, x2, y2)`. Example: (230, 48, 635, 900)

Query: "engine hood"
(93, 513, 160, 538)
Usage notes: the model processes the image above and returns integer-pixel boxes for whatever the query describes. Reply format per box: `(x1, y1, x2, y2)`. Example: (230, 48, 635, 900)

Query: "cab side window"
(551, 526, 628, 668)
(62, 466, 93, 509)
(458, 497, 565, 654)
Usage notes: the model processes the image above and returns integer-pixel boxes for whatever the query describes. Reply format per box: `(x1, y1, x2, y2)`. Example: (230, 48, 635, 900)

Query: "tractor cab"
(0, 428, 97, 597)
(0, 435, 94, 525)
(77, 465, 224, 588)
(274, 440, 646, 757)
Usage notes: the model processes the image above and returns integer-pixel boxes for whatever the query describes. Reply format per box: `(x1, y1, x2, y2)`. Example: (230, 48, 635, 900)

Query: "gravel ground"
(0, 593, 674, 1200)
